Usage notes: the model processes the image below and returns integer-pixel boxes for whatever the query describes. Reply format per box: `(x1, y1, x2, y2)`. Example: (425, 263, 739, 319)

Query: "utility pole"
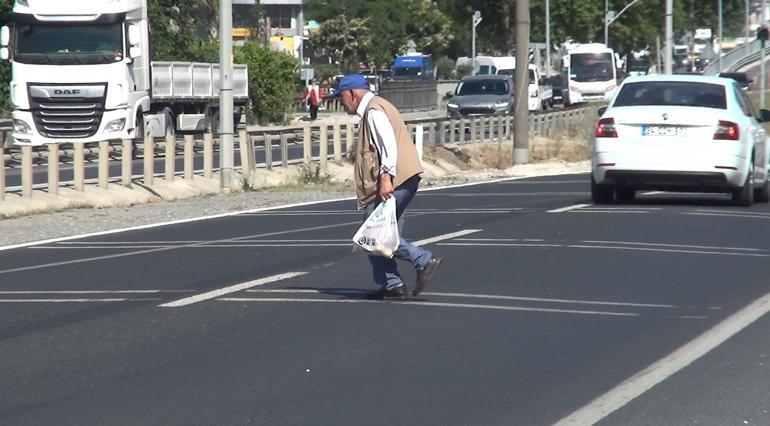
(472, 11, 482, 75)
(762, 0, 768, 109)
(219, 0, 234, 188)
(718, 0, 723, 72)
(545, 0, 551, 75)
(604, 0, 609, 45)
(664, 0, 673, 74)
(514, 0, 530, 165)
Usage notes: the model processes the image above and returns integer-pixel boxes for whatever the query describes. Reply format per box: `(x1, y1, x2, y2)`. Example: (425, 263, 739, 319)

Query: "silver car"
(447, 75, 513, 117)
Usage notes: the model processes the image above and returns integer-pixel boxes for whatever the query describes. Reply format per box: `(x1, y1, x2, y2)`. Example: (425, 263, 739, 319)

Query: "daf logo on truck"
(54, 89, 81, 96)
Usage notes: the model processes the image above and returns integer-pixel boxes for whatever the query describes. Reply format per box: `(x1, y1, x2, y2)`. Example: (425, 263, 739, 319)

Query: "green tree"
(148, 0, 209, 61)
(306, 0, 455, 66)
(234, 42, 298, 124)
(311, 15, 373, 69)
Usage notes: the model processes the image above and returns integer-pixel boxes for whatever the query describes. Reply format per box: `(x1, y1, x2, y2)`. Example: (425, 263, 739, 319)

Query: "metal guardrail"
(702, 40, 770, 76)
(0, 105, 596, 201)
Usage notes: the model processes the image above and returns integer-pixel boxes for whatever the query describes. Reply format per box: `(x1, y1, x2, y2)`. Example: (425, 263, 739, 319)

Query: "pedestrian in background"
(333, 74, 443, 300)
(304, 78, 321, 120)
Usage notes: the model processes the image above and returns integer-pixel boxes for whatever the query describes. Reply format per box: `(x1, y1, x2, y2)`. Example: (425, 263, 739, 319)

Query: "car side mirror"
(444, 91, 453, 99)
(129, 46, 143, 59)
(597, 106, 607, 117)
(759, 109, 770, 123)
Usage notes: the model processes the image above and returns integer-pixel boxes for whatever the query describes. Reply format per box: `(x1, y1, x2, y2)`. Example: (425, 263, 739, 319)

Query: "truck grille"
(28, 84, 107, 139)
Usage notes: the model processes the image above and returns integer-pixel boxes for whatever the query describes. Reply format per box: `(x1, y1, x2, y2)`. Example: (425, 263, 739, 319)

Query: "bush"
(234, 42, 298, 125)
(456, 64, 473, 78)
(435, 56, 455, 80)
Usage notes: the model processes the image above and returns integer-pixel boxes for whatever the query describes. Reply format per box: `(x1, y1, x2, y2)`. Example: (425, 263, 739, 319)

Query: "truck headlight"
(447, 102, 459, 109)
(13, 119, 32, 135)
(105, 118, 126, 133)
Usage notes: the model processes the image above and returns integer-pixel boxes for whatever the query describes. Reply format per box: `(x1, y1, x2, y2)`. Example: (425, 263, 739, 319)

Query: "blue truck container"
(392, 55, 435, 80)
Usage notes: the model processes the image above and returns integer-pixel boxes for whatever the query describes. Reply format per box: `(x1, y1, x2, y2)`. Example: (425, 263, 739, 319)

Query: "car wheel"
(616, 188, 636, 203)
(732, 164, 754, 207)
(754, 175, 770, 203)
(591, 175, 614, 204)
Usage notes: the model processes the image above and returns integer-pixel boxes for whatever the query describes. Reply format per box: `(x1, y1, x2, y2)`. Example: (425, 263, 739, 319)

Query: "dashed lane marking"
(218, 297, 640, 317)
(159, 272, 308, 308)
(547, 203, 590, 213)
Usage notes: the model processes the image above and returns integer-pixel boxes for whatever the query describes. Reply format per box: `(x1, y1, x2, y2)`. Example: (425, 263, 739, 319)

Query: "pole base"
(513, 148, 529, 165)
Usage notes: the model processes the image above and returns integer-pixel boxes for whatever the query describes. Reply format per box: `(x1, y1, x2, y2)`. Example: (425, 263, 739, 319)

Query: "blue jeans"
(364, 175, 432, 290)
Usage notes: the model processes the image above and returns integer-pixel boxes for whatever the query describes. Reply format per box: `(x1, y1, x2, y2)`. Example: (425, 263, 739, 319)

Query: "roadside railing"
(0, 105, 596, 202)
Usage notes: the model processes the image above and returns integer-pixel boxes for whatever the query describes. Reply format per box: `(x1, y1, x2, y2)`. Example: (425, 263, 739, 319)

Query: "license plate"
(641, 126, 687, 137)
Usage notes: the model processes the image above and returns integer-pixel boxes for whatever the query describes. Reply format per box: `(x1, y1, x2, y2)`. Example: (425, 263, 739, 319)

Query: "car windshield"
(14, 22, 124, 65)
(456, 79, 509, 96)
(613, 81, 727, 109)
(570, 53, 614, 82)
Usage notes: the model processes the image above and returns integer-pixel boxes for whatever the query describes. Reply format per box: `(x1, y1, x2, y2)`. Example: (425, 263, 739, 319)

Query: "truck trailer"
(0, 0, 248, 146)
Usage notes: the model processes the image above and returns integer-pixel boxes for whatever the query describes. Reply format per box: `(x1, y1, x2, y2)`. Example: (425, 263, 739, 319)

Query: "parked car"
(718, 72, 752, 91)
(592, 74, 770, 206)
(446, 75, 513, 117)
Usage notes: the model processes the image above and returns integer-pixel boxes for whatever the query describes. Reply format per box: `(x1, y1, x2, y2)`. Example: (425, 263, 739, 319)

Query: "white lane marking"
(548, 203, 590, 213)
(0, 220, 363, 276)
(421, 192, 587, 197)
(30, 245, 178, 250)
(32, 243, 353, 249)
(640, 191, 665, 195)
(218, 298, 639, 317)
(0, 290, 193, 294)
(437, 242, 769, 257)
(582, 240, 767, 252)
(554, 291, 770, 425)
(0, 298, 159, 303)
(684, 212, 770, 220)
(574, 210, 649, 214)
(566, 244, 770, 258)
(695, 209, 770, 217)
(454, 238, 545, 242)
(0, 171, 586, 252)
(245, 289, 683, 309)
(497, 180, 587, 184)
(441, 243, 562, 248)
(159, 272, 307, 308)
(413, 229, 482, 246)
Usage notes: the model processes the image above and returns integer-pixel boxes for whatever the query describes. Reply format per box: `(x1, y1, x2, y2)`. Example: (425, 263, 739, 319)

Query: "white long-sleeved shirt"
(356, 92, 398, 177)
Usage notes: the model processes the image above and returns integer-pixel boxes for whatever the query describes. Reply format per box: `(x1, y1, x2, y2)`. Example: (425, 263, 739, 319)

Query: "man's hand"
(378, 173, 394, 200)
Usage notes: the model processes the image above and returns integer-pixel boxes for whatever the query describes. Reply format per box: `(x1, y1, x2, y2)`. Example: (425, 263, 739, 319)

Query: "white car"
(591, 74, 770, 206)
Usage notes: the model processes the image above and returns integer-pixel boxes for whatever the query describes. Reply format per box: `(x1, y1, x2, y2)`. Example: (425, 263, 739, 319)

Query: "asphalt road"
(2, 174, 770, 425)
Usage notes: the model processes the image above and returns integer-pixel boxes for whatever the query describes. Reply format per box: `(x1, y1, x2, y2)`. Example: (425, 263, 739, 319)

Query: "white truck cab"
(1, 0, 247, 146)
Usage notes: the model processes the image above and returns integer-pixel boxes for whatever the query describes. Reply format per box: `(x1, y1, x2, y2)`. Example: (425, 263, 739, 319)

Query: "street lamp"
(472, 10, 482, 75)
(604, 0, 643, 48)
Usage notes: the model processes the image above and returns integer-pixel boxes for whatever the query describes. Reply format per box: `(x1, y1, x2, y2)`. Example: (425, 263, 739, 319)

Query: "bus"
(562, 43, 618, 105)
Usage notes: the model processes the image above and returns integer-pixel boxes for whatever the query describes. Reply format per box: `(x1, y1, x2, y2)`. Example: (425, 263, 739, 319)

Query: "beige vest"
(354, 96, 424, 208)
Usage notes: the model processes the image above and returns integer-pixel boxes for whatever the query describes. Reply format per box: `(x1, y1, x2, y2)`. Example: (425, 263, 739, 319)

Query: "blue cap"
(332, 74, 369, 97)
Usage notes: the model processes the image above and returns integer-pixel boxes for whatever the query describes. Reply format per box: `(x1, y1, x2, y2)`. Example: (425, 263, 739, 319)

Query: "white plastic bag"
(352, 197, 400, 258)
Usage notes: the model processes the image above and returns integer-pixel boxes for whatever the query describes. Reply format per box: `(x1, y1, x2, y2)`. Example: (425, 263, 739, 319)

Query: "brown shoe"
(365, 284, 408, 300)
(413, 256, 443, 296)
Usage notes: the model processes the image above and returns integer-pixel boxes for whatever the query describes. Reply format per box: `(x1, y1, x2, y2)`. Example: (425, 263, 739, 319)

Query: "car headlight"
(105, 118, 126, 133)
(13, 119, 33, 135)
(494, 101, 509, 108)
(447, 102, 459, 109)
